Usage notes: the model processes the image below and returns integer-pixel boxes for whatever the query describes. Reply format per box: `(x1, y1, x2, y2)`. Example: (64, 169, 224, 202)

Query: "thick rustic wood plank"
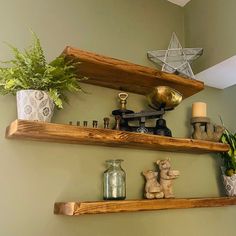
(5, 120, 229, 153)
(63, 46, 204, 99)
(54, 197, 236, 215)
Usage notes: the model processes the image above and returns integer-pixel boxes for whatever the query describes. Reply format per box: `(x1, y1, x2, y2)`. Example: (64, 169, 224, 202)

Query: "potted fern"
(0, 32, 83, 122)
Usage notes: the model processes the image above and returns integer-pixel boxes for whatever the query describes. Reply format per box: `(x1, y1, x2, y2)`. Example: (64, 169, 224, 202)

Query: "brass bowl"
(147, 86, 182, 110)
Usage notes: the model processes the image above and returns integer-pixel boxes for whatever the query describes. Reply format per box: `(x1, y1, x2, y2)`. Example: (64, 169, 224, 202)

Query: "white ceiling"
(167, 0, 192, 7)
(195, 56, 236, 89)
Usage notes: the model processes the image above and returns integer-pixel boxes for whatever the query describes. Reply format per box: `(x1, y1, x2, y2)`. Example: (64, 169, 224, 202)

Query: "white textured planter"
(221, 167, 236, 196)
(16, 90, 54, 122)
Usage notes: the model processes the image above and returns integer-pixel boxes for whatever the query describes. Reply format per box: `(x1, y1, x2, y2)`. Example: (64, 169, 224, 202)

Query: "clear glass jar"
(103, 159, 126, 200)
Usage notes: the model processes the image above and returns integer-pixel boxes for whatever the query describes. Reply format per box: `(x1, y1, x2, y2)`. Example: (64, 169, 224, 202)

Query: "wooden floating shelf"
(54, 197, 236, 216)
(62, 46, 204, 99)
(6, 120, 229, 154)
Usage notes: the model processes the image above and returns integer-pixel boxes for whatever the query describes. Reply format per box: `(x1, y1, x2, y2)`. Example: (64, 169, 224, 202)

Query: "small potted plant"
(219, 125, 236, 196)
(0, 32, 84, 122)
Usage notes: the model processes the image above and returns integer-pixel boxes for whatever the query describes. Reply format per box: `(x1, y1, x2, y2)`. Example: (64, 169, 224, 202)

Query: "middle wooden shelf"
(6, 119, 229, 153)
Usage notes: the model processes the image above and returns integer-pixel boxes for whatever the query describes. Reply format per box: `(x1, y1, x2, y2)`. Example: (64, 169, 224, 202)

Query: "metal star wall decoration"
(147, 32, 203, 79)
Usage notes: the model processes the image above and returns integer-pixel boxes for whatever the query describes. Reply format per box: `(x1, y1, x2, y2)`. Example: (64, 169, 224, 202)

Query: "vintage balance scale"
(112, 86, 182, 137)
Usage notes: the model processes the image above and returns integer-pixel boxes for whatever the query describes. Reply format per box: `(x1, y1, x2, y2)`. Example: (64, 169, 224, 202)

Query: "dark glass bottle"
(103, 159, 126, 200)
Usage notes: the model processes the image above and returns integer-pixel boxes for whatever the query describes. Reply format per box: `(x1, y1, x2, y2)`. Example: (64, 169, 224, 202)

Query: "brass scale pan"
(147, 86, 182, 110)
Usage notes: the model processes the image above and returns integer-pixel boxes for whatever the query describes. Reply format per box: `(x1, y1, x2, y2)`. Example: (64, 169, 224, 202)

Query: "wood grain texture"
(54, 197, 236, 215)
(62, 46, 204, 99)
(5, 120, 229, 153)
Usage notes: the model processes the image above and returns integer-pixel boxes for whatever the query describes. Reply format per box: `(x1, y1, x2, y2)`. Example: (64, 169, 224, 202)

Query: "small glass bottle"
(103, 159, 126, 200)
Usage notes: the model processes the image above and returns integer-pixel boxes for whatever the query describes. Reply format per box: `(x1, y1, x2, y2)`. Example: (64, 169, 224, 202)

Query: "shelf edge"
(5, 120, 229, 154)
(63, 46, 204, 98)
(54, 197, 236, 216)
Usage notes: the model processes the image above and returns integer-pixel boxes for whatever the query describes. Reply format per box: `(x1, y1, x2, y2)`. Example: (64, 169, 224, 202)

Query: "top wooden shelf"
(62, 46, 204, 99)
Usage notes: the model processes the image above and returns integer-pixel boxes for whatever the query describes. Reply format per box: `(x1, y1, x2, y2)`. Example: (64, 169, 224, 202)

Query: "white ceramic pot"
(221, 167, 236, 196)
(16, 90, 54, 122)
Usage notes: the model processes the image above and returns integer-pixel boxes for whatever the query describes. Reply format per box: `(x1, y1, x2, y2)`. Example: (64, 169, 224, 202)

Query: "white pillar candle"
(192, 102, 207, 117)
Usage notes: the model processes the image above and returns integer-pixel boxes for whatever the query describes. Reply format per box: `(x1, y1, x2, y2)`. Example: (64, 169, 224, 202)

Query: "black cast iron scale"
(112, 93, 172, 137)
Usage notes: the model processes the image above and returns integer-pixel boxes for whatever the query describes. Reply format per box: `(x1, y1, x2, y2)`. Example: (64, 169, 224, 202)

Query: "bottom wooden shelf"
(54, 197, 236, 216)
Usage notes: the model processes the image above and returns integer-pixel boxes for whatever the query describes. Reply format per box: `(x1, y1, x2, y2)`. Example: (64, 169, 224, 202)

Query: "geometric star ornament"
(147, 32, 203, 79)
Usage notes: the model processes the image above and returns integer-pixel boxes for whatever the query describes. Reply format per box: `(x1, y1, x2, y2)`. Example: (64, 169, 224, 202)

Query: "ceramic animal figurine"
(191, 117, 224, 142)
(142, 170, 164, 199)
(213, 125, 225, 141)
(156, 159, 180, 198)
(192, 122, 208, 140)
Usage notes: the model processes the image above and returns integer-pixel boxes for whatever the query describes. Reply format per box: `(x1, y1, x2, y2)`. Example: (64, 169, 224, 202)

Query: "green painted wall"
(185, 0, 236, 72)
(0, 0, 235, 235)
